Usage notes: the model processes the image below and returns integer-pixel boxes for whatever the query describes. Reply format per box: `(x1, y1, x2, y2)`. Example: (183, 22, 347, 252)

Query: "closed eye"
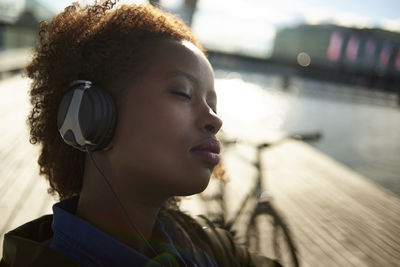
(172, 91, 192, 100)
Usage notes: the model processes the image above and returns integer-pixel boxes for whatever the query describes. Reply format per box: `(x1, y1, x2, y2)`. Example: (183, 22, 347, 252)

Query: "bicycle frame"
(225, 143, 270, 230)
(204, 132, 321, 230)
(200, 133, 320, 267)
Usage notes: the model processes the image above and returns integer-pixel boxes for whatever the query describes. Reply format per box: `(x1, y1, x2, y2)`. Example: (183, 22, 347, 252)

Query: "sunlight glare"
(215, 76, 289, 141)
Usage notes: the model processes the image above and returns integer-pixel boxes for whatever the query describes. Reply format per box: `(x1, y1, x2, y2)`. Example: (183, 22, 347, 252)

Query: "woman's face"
(106, 40, 222, 199)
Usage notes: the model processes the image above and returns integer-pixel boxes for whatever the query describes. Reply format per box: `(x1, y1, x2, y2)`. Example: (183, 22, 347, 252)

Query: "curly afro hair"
(25, 0, 207, 200)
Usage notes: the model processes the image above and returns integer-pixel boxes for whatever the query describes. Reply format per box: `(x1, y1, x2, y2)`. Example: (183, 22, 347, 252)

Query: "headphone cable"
(86, 147, 159, 258)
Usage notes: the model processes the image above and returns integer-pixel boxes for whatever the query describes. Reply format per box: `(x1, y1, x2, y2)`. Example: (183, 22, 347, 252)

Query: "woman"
(1, 1, 279, 266)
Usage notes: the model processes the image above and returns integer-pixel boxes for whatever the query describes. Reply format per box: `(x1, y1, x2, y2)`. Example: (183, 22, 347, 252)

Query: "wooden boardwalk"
(0, 75, 55, 254)
(261, 141, 400, 266)
(1, 75, 400, 266)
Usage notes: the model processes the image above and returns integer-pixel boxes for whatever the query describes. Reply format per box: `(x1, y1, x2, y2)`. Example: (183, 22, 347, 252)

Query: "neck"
(76, 154, 166, 254)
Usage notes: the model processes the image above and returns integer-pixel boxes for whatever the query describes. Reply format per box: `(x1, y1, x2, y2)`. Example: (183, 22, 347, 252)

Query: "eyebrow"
(169, 70, 199, 86)
(168, 70, 217, 100)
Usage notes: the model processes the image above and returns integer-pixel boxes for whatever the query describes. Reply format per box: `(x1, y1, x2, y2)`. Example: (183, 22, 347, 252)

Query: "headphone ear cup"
(57, 82, 117, 152)
(78, 86, 117, 151)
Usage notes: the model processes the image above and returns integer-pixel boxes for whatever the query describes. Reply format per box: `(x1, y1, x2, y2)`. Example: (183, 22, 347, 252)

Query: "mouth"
(190, 138, 221, 166)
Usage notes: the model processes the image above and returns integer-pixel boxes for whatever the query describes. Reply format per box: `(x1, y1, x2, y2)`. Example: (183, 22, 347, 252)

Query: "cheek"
(109, 94, 210, 196)
(141, 102, 193, 142)
(112, 100, 194, 170)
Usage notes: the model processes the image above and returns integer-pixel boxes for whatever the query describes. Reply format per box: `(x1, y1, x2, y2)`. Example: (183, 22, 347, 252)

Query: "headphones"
(57, 80, 117, 152)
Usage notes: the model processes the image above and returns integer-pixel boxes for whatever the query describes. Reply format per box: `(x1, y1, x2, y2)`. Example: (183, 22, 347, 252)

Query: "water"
(214, 69, 400, 196)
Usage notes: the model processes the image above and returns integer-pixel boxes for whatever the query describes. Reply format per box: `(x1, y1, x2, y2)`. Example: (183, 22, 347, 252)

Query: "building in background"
(0, 0, 53, 50)
(271, 24, 400, 89)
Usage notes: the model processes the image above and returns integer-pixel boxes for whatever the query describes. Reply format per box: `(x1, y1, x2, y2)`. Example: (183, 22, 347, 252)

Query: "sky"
(41, 0, 400, 29)
(37, 0, 400, 56)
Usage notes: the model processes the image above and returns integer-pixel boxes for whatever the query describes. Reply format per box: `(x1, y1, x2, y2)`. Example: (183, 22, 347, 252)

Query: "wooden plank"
(275, 187, 391, 266)
(267, 142, 400, 241)
(263, 140, 400, 266)
(272, 169, 400, 254)
(2, 171, 54, 235)
(0, 75, 56, 253)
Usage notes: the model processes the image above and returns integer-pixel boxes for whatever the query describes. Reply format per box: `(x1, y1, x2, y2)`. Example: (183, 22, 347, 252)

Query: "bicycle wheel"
(245, 201, 300, 267)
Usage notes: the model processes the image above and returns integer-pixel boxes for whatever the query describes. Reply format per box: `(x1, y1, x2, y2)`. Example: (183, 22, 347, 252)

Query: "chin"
(176, 173, 211, 197)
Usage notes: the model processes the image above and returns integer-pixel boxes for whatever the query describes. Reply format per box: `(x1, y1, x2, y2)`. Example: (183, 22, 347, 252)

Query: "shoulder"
(1, 215, 79, 267)
(194, 215, 282, 267)
(164, 209, 282, 267)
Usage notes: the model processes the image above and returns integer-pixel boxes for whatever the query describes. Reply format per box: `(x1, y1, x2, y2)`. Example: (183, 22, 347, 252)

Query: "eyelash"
(171, 91, 217, 113)
(172, 91, 192, 100)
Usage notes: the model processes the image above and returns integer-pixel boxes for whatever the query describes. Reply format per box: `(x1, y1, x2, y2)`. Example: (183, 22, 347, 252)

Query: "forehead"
(141, 39, 215, 91)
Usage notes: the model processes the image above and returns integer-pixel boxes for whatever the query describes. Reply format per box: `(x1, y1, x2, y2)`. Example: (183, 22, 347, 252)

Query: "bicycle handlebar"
(289, 132, 322, 142)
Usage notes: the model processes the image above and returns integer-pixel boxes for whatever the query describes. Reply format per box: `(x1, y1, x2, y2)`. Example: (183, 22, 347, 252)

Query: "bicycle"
(199, 132, 322, 267)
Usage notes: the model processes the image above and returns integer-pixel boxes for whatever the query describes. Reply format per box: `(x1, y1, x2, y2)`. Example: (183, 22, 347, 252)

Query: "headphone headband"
(69, 80, 92, 88)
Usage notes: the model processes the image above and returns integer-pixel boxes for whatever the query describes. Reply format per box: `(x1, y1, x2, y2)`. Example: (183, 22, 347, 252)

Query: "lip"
(190, 138, 221, 166)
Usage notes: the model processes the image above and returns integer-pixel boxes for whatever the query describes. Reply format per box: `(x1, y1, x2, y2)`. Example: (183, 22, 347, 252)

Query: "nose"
(200, 108, 223, 135)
